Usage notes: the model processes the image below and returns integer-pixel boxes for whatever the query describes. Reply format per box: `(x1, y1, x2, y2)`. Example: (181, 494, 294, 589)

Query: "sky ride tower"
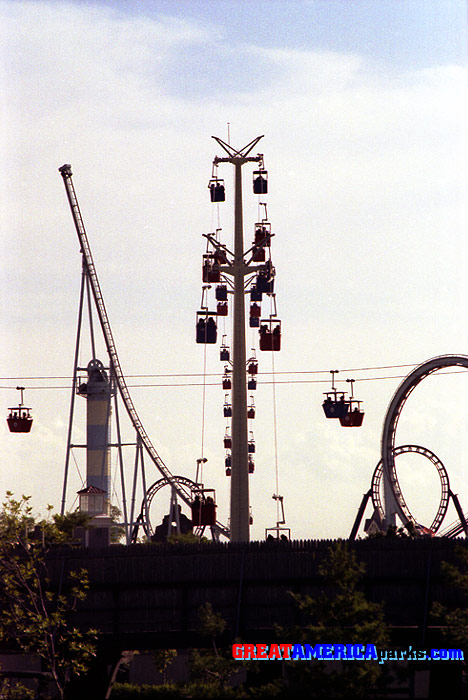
(198, 135, 281, 542)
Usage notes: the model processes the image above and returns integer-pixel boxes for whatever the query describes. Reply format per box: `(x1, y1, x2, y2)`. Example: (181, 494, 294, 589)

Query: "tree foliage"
(166, 531, 210, 545)
(51, 509, 92, 543)
(278, 541, 391, 698)
(432, 544, 468, 654)
(152, 649, 177, 685)
(186, 602, 241, 697)
(0, 676, 35, 699)
(0, 493, 97, 699)
(366, 522, 418, 539)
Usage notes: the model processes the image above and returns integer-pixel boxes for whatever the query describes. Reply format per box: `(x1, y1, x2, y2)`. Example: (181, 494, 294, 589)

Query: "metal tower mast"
(212, 135, 264, 542)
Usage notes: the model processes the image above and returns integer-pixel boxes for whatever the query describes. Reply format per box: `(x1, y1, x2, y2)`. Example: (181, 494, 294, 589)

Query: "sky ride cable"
(200, 340, 208, 475)
(194, 334, 208, 534)
(268, 290, 281, 523)
(4, 367, 468, 391)
(2, 363, 448, 383)
(271, 349, 280, 523)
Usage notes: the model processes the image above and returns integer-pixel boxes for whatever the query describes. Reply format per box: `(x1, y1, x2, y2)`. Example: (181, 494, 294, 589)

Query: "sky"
(1, 0, 468, 541)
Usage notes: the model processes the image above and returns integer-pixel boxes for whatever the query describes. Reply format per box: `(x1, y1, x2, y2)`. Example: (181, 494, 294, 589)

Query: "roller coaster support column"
(449, 490, 468, 537)
(382, 472, 399, 529)
(349, 489, 372, 541)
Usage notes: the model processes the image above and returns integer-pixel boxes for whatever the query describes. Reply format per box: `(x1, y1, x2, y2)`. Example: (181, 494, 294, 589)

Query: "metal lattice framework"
(372, 444, 450, 532)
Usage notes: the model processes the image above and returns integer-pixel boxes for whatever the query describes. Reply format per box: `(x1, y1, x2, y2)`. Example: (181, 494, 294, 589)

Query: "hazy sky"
(1, 0, 468, 540)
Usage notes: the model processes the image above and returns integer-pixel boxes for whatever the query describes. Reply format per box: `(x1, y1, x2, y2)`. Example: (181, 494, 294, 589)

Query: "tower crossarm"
(59, 164, 193, 506)
(214, 156, 261, 165)
(220, 262, 272, 278)
(203, 233, 234, 262)
(212, 134, 264, 160)
(244, 236, 275, 258)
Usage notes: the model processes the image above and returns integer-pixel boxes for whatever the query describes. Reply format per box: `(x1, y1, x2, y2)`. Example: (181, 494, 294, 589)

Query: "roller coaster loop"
(373, 445, 449, 533)
(381, 355, 468, 527)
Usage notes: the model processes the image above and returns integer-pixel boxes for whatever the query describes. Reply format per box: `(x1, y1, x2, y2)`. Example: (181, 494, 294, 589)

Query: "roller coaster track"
(372, 444, 450, 533)
(381, 354, 468, 527)
(439, 514, 468, 538)
(59, 165, 229, 538)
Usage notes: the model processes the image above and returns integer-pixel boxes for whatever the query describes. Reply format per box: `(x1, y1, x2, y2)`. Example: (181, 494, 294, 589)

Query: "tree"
(0, 492, 97, 700)
(110, 504, 126, 544)
(0, 675, 35, 699)
(52, 509, 92, 543)
(166, 531, 210, 545)
(186, 602, 241, 697)
(366, 522, 418, 539)
(112, 603, 246, 699)
(152, 650, 177, 685)
(279, 541, 391, 698)
(432, 544, 468, 653)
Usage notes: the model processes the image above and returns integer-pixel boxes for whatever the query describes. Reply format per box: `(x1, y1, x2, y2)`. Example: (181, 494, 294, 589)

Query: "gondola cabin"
(249, 316, 260, 328)
(222, 374, 232, 390)
(7, 387, 33, 433)
(339, 400, 364, 427)
(202, 254, 221, 283)
(248, 360, 258, 374)
(191, 489, 217, 527)
(252, 246, 266, 262)
(7, 407, 33, 433)
(248, 406, 256, 419)
(215, 285, 228, 301)
(254, 222, 272, 246)
(225, 467, 231, 477)
(338, 378, 364, 426)
(253, 170, 268, 194)
(248, 377, 257, 390)
(322, 392, 349, 419)
(251, 287, 262, 302)
(259, 319, 281, 351)
(256, 273, 274, 294)
(217, 301, 228, 316)
(250, 303, 261, 318)
(196, 311, 218, 344)
(220, 336, 230, 361)
(213, 248, 228, 264)
(208, 178, 225, 202)
(248, 457, 255, 473)
(224, 434, 232, 449)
